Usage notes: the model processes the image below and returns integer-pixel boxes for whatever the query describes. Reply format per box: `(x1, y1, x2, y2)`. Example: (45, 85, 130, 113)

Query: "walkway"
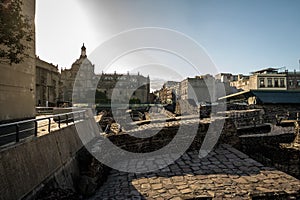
(36, 114, 102, 136)
(89, 144, 300, 200)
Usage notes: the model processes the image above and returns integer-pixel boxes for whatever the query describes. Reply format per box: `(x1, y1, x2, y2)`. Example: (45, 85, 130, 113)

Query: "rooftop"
(219, 90, 300, 104)
(251, 68, 279, 74)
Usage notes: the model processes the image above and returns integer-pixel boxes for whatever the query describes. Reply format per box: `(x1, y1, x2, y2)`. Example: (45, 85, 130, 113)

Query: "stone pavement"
(89, 144, 300, 200)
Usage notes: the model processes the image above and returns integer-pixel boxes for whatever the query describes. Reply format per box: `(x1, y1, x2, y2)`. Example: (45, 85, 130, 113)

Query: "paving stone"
(176, 185, 188, 190)
(180, 188, 192, 194)
(141, 183, 151, 190)
(168, 189, 180, 195)
(255, 186, 273, 193)
(152, 183, 163, 190)
(149, 178, 161, 184)
(170, 197, 182, 200)
(164, 184, 175, 190)
(162, 179, 172, 185)
(138, 178, 149, 184)
(160, 193, 173, 199)
(171, 176, 184, 182)
(244, 176, 259, 183)
(173, 181, 188, 186)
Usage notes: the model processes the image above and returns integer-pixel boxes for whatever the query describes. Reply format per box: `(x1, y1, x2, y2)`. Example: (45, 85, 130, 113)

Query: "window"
(280, 78, 285, 87)
(259, 78, 265, 87)
(289, 80, 294, 86)
(267, 78, 273, 87)
(274, 78, 279, 87)
(297, 80, 300, 86)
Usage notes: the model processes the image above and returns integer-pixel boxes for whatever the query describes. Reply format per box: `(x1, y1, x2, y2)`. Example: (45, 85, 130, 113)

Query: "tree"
(95, 90, 110, 104)
(0, 0, 33, 64)
(129, 98, 141, 104)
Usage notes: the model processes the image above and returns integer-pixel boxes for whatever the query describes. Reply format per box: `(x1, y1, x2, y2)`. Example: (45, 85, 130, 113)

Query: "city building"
(229, 74, 250, 91)
(96, 72, 150, 104)
(0, 0, 36, 122)
(60, 44, 96, 103)
(60, 44, 150, 104)
(248, 68, 287, 90)
(179, 74, 235, 104)
(215, 73, 238, 83)
(287, 70, 300, 91)
(215, 73, 239, 97)
(158, 81, 180, 104)
(148, 92, 157, 104)
(36, 57, 60, 107)
(180, 75, 216, 104)
(218, 89, 300, 123)
(230, 68, 300, 92)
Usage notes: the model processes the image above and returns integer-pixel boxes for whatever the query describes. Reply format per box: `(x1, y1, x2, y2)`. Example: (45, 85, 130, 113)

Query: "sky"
(36, 0, 300, 79)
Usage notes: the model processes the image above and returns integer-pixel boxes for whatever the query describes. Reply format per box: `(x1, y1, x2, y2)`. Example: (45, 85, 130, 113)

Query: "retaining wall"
(0, 113, 98, 200)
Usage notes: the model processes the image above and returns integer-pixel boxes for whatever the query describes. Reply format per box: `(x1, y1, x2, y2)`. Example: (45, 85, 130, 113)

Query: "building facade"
(96, 72, 150, 104)
(180, 75, 216, 103)
(159, 81, 180, 104)
(229, 74, 250, 91)
(60, 45, 150, 104)
(60, 44, 96, 103)
(178, 74, 235, 104)
(229, 68, 297, 91)
(36, 57, 60, 106)
(249, 68, 287, 90)
(287, 71, 300, 91)
(215, 73, 238, 83)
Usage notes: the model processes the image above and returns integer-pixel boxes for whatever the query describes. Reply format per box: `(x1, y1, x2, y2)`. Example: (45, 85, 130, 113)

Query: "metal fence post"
(48, 118, 51, 133)
(72, 113, 75, 123)
(58, 116, 61, 128)
(66, 114, 68, 125)
(34, 121, 38, 137)
(16, 124, 20, 142)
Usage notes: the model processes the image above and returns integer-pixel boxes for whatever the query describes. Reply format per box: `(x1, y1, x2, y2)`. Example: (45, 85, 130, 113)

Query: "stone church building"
(59, 44, 150, 104)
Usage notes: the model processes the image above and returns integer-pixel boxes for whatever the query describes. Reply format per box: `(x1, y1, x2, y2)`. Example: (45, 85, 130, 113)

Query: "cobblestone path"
(89, 144, 300, 200)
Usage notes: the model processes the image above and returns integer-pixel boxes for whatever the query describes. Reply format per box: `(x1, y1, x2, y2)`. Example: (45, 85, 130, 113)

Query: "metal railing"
(276, 111, 300, 125)
(35, 107, 54, 115)
(0, 110, 87, 146)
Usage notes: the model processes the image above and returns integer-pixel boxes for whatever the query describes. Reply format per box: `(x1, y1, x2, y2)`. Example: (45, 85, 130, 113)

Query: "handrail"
(0, 110, 86, 128)
(0, 110, 87, 146)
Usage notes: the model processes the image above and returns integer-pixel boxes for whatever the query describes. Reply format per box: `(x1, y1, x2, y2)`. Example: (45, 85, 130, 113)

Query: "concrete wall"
(0, 115, 98, 200)
(0, 0, 36, 122)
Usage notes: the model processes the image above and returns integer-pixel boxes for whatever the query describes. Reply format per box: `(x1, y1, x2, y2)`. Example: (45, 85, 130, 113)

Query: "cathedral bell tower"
(80, 43, 87, 58)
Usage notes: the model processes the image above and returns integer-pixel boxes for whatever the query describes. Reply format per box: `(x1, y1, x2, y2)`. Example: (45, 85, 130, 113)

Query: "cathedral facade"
(60, 44, 150, 104)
